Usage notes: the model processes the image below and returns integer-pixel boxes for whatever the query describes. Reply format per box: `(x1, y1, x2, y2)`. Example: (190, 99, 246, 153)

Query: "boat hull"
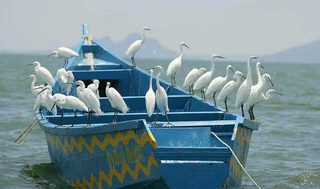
(38, 117, 159, 189)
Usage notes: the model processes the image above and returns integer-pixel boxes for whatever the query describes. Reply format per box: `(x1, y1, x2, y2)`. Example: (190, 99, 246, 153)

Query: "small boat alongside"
(33, 24, 259, 189)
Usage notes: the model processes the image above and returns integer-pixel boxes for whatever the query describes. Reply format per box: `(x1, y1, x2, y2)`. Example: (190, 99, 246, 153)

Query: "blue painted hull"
(35, 25, 259, 189)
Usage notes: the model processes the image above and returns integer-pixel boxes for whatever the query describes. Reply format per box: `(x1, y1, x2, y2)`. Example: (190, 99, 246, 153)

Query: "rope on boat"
(211, 132, 262, 189)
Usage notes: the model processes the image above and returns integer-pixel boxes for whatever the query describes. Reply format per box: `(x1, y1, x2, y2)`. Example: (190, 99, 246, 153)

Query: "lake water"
(0, 54, 319, 188)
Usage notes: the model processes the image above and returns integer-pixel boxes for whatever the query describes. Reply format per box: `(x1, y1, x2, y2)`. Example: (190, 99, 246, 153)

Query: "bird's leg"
(251, 106, 255, 120)
(191, 84, 194, 95)
(86, 111, 90, 127)
(224, 97, 228, 112)
(188, 86, 191, 94)
(64, 59, 67, 66)
(173, 73, 177, 86)
(249, 106, 253, 120)
(163, 113, 174, 128)
(71, 111, 77, 127)
(60, 110, 64, 126)
(203, 89, 206, 101)
(131, 56, 136, 67)
(241, 104, 245, 117)
(200, 88, 204, 100)
(151, 111, 159, 126)
(213, 92, 217, 106)
(170, 74, 174, 86)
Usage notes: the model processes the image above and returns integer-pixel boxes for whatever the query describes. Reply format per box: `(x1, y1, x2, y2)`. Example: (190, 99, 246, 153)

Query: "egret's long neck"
(246, 60, 252, 85)
(256, 64, 262, 84)
(156, 71, 161, 89)
(31, 76, 36, 89)
(225, 68, 232, 79)
(210, 59, 215, 73)
(149, 74, 153, 90)
(264, 90, 275, 101)
(235, 76, 242, 85)
(141, 32, 146, 44)
(105, 85, 109, 95)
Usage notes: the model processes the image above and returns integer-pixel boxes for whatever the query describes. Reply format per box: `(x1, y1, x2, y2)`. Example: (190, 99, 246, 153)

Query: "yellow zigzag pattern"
(69, 155, 158, 189)
(46, 130, 157, 155)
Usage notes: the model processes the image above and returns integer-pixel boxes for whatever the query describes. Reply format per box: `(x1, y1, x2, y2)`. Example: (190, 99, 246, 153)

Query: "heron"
(248, 89, 283, 119)
(125, 27, 151, 67)
(205, 65, 234, 106)
(166, 42, 190, 86)
(65, 71, 75, 95)
(217, 71, 245, 112)
(55, 68, 68, 92)
(183, 68, 207, 94)
(105, 82, 129, 123)
(29, 61, 55, 87)
(193, 54, 225, 100)
(244, 74, 274, 120)
(76, 80, 103, 126)
(28, 75, 44, 96)
(154, 65, 172, 127)
(235, 56, 258, 117)
(49, 47, 79, 65)
(88, 79, 100, 99)
(145, 69, 156, 118)
(52, 95, 88, 126)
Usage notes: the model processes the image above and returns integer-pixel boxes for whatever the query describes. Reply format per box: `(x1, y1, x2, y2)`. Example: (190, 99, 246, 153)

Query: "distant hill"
(96, 33, 177, 59)
(262, 40, 320, 63)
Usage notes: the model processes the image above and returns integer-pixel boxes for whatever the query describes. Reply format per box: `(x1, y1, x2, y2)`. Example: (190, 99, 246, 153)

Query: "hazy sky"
(1, 0, 320, 56)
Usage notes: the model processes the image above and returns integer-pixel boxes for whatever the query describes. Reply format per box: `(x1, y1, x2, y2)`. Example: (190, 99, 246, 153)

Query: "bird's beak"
(250, 56, 258, 60)
(51, 102, 56, 111)
(183, 44, 190, 49)
(146, 67, 155, 71)
(47, 51, 55, 57)
(27, 63, 33, 65)
(268, 78, 274, 87)
(274, 91, 283, 96)
(217, 56, 225, 59)
(261, 65, 264, 69)
(240, 74, 246, 79)
(38, 87, 48, 95)
(230, 67, 234, 73)
(146, 28, 151, 31)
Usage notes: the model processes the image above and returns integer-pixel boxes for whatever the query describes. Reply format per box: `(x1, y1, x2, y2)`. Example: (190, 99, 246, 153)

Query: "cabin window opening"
(82, 79, 119, 97)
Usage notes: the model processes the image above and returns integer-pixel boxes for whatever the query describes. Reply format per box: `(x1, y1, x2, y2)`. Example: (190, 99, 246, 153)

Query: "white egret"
(183, 68, 206, 94)
(49, 47, 79, 65)
(28, 75, 44, 96)
(88, 79, 100, 99)
(154, 66, 172, 127)
(65, 71, 74, 95)
(53, 95, 88, 126)
(145, 69, 156, 117)
(105, 82, 129, 123)
(125, 27, 151, 67)
(166, 42, 190, 85)
(217, 71, 245, 112)
(33, 88, 47, 118)
(76, 80, 103, 126)
(252, 89, 283, 116)
(205, 65, 234, 106)
(235, 56, 258, 117)
(193, 54, 225, 100)
(244, 74, 274, 120)
(30, 61, 55, 87)
(55, 68, 68, 92)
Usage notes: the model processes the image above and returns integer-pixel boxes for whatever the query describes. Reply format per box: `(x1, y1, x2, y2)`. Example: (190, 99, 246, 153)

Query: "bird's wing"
(235, 80, 250, 108)
(58, 47, 79, 57)
(38, 67, 55, 86)
(125, 40, 142, 57)
(156, 87, 169, 115)
(183, 68, 199, 88)
(217, 81, 236, 102)
(67, 96, 88, 112)
(145, 89, 156, 117)
(205, 77, 224, 97)
(193, 72, 210, 90)
(166, 57, 181, 76)
(109, 88, 129, 113)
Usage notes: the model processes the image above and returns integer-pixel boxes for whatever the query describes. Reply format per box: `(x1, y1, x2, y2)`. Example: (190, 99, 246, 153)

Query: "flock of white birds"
(29, 27, 282, 127)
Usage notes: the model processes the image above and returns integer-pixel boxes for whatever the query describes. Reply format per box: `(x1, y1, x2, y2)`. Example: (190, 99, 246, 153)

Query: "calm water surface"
(0, 54, 319, 188)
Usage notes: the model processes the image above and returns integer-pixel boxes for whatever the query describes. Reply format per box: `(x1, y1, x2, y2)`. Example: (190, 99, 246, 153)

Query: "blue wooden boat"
(35, 24, 259, 189)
